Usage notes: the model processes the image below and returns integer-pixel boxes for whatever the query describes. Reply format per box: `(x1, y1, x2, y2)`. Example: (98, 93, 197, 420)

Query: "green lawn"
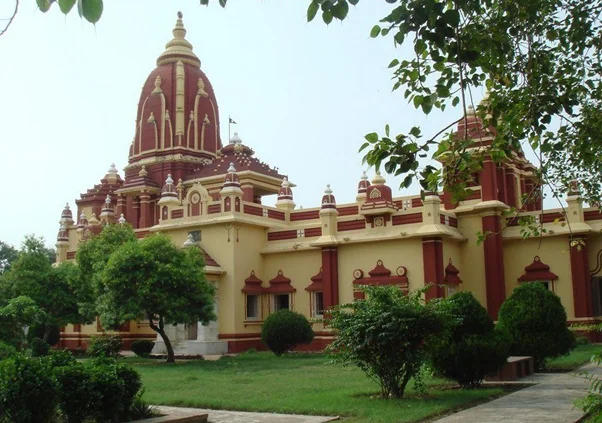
(128, 352, 507, 423)
(546, 343, 602, 371)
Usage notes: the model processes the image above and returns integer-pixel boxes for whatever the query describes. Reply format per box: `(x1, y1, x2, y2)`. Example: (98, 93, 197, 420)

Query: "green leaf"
(219, 0, 228, 6)
(322, 10, 333, 25)
(413, 96, 423, 109)
(81, 0, 103, 24)
(388, 59, 399, 68)
(365, 132, 379, 143)
(443, 9, 460, 27)
(331, 1, 349, 20)
(385, 124, 390, 137)
(58, 0, 76, 14)
(37, 0, 52, 12)
(349, 0, 359, 5)
(307, 1, 319, 22)
(370, 25, 381, 38)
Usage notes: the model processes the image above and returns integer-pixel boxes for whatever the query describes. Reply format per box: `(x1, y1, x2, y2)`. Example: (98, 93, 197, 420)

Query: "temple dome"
(127, 12, 222, 184)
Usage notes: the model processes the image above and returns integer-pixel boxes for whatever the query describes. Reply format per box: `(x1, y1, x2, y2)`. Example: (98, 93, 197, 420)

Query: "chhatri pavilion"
(55, 14, 602, 353)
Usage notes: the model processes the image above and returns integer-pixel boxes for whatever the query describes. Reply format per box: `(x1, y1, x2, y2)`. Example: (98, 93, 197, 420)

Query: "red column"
(139, 192, 151, 228)
(130, 196, 140, 229)
(116, 195, 126, 218)
(496, 167, 507, 204)
(422, 237, 444, 300)
(570, 237, 593, 318)
(322, 247, 339, 308)
(482, 214, 506, 318)
(480, 159, 498, 201)
(505, 172, 517, 209)
(241, 186, 254, 203)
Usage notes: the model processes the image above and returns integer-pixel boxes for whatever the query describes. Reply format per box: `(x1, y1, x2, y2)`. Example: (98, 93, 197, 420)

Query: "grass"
(128, 352, 509, 423)
(546, 343, 601, 371)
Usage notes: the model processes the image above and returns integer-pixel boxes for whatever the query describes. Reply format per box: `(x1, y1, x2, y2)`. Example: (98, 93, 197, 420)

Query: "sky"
(0, 1, 493, 248)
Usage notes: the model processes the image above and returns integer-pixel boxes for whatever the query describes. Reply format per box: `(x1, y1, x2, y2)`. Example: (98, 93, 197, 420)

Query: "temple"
(56, 14, 602, 353)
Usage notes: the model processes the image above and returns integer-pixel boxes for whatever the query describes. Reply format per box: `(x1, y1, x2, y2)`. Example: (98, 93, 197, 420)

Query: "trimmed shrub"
(53, 362, 98, 423)
(87, 334, 123, 357)
(261, 309, 314, 356)
(87, 357, 142, 422)
(0, 354, 58, 423)
(430, 292, 509, 388)
(30, 337, 50, 357)
(0, 341, 16, 361)
(497, 282, 576, 369)
(27, 324, 60, 346)
(131, 340, 155, 357)
(44, 349, 76, 369)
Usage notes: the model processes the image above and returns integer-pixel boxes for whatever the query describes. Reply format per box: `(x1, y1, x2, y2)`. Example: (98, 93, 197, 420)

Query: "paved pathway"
(434, 363, 602, 423)
(156, 406, 339, 423)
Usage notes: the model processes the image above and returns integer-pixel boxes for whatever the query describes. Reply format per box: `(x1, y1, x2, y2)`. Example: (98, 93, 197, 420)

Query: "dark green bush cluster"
(30, 337, 50, 357)
(261, 309, 314, 356)
(87, 334, 123, 357)
(497, 283, 576, 369)
(27, 324, 60, 346)
(430, 292, 508, 388)
(0, 342, 16, 361)
(131, 340, 155, 357)
(0, 350, 145, 423)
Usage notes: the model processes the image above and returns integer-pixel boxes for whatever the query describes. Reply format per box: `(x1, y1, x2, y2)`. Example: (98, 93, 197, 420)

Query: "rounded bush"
(0, 354, 58, 423)
(87, 334, 123, 357)
(44, 349, 76, 369)
(131, 340, 155, 357)
(431, 292, 509, 388)
(497, 282, 576, 369)
(27, 324, 60, 346)
(261, 309, 314, 356)
(0, 342, 16, 361)
(30, 337, 50, 357)
(53, 362, 98, 423)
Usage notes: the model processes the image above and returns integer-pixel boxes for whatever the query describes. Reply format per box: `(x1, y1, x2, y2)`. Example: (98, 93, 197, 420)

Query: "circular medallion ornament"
(396, 266, 407, 277)
(353, 269, 364, 279)
(190, 192, 201, 205)
(374, 217, 384, 227)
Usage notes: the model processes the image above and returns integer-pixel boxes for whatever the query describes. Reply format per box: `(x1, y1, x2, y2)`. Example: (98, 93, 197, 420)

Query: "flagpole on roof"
(228, 114, 231, 144)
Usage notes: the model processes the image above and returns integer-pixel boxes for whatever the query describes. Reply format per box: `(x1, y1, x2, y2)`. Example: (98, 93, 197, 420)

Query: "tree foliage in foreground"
(99, 233, 215, 363)
(36, 0, 602, 205)
(430, 292, 509, 388)
(497, 282, 575, 370)
(1, 236, 81, 343)
(327, 285, 444, 398)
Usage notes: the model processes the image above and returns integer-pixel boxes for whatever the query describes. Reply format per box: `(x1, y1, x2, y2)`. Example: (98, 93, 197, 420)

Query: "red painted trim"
(219, 333, 261, 339)
(541, 212, 564, 224)
(392, 213, 423, 225)
(267, 270, 296, 293)
(570, 238, 594, 318)
(66, 251, 77, 259)
(422, 237, 444, 300)
(482, 215, 506, 319)
(584, 210, 602, 221)
(267, 230, 297, 241)
(480, 161, 498, 201)
(304, 227, 322, 237)
(208, 204, 221, 214)
(290, 210, 320, 221)
(243, 204, 263, 217)
(444, 260, 462, 285)
(338, 206, 359, 216)
(267, 210, 286, 220)
(242, 270, 267, 294)
(337, 220, 366, 231)
(171, 209, 184, 219)
(306, 268, 324, 292)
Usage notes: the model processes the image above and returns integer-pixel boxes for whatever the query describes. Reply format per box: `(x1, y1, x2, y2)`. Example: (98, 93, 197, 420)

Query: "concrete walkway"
(156, 406, 339, 423)
(434, 363, 602, 423)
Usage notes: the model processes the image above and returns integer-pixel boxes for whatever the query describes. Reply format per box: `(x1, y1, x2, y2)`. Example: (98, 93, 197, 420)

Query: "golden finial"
(139, 166, 148, 177)
(156, 11, 200, 67)
(197, 78, 208, 97)
(152, 76, 163, 95)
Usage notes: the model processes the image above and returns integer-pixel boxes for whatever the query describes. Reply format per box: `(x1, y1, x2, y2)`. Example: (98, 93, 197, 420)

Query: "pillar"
(505, 171, 517, 208)
(116, 195, 126, 217)
(139, 192, 151, 228)
(129, 196, 140, 229)
(422, 237, 444, 300)
(480, 159, 498, 202)
(482, 214, 506, 318)
(570, 237, 593, 318)
(322, 247, 339, 308)
(241, 185, 254, 203)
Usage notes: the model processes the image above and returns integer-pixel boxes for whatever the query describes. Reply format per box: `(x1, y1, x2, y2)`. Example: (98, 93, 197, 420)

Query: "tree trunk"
(42, 324, 51, 343)
(147, 314, 175, 363)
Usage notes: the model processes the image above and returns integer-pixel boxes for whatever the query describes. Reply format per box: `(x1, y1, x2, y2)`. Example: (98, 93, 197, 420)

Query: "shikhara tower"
(56, 14, 602, 353)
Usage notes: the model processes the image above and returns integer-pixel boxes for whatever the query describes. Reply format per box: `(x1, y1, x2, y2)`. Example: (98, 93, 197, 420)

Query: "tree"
(0, 241, 18, 274)
(327, 285, 444, 398)
(497, 282, 576, 369)
(2, 236, 82, 342)
(99, 233, 215, 363)
(430, 292, 508, 388)
(75, 223, 137, 321)
(0, 296, 45, 348)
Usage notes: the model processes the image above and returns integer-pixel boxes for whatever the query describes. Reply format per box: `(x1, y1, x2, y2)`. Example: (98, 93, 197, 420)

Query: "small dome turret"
(56, 222, 69, 243)
(60, 203, 74, 226)
(321, 185, 336, 209)
(220, 163, 243, 197)
(159, 174, 180, 206)
(366, 172, 393, 203)
(99, 195, 115, 222)
(276, 177, 295, 211)
(77, 211, 88, 229)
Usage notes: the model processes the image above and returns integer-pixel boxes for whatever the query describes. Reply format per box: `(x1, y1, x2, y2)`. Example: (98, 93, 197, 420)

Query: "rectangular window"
(273, 294, 290, 311)
(188, 230, 201, 242)
(246, 295, 260, 320)
(311, 292, 324, 318)
(535, 281, 553, 292)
